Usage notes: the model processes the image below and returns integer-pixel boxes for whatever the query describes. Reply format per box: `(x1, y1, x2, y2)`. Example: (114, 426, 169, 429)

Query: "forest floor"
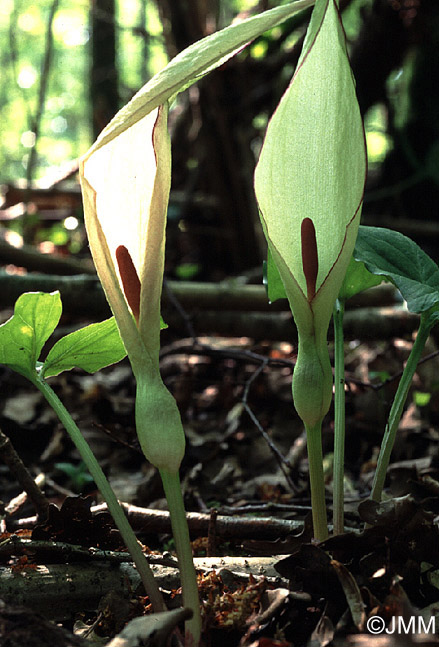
(2, 316, 439, 646)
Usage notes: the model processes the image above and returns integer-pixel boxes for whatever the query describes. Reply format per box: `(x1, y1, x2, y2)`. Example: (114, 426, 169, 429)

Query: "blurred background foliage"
(0, 0, 438, 279)
(0, 0, 166, 180)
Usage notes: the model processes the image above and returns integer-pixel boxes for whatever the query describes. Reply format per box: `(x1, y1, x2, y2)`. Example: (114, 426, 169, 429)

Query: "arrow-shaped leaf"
(354, 226, 439, 314)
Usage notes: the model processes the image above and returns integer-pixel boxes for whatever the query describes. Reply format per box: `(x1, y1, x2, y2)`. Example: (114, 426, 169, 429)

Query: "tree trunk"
(156, 0, 263, 273)
(91, 0, 119, 139)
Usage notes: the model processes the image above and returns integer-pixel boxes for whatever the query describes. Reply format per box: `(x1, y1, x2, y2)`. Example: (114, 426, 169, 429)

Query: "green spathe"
(254, 0, 366, 426)
(80, 1, 318, 473)
(80, 105, 182, 472)
(80, 106, 170, 374)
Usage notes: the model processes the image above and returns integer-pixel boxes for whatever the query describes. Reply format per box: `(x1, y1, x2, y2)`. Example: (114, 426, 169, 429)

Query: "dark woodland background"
(0, 0, 438, 284)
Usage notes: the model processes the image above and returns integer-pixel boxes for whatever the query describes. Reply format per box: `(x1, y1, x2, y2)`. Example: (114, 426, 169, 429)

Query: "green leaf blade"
(338, 256, 384, 303)
(263, 247, 288, 303)
(354, 226, 439, 314)
(42, 317, 127, 378)
(0, 292, 62, 380)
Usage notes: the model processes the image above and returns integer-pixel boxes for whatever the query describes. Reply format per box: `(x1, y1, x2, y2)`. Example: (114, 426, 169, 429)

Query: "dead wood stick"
(119, 503, 303, 541)
(0, 536, 178, 568)
(10, 502, 303, 539)
(181, 307, 420, 342)
(5, 474, 46, 515)
(0, 429, 49, 522)
(0, 270, 396, 314)
(0, 271, 396, 313)
(0, 238, 95, 275)
(105, 609, 192, 647)
(0, 272, 109, 318)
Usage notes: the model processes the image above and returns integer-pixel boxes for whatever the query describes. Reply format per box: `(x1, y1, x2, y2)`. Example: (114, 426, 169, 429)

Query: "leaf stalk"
(370, 312, 432, 502)
(160, 468, 201, 646)
(305, 421, 329, 541)
(332, 297, 345, 535)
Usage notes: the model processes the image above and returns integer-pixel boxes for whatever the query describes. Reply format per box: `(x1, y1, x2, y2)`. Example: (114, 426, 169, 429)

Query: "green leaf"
(263, 247, 287, 303)
(55, 461, 94, 492)
(175, 263, 201, 280)
(90, 0, 315, 153)
(425, 305, 439, 329)
(42, 317, 127, 378)
(354, 226, 439, 314)
(0, 292, 62, 381)
(338, 256, 384, 303)
(414, 391, 431, 408)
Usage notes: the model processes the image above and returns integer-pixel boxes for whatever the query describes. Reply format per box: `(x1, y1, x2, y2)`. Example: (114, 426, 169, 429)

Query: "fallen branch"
(0, 269, 397, 311)
(0, 557, 288, 621)
(10, 502, 303, 540)
(0, 271, 417, 340)
(0, 536, 179, 567)
(105, 609, 192, 647)
(0, 238, 95, 276)
(163, 306, 419, 342)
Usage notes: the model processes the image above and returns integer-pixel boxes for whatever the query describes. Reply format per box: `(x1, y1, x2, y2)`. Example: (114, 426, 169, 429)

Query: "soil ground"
(2, 319, 439, 646)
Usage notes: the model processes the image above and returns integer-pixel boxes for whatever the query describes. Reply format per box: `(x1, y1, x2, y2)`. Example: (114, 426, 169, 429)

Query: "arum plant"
(78, 1, 317, 642)
(354, 226, 439, 504)
(80, 104, 201, 645)
(255, 0, 366, 541)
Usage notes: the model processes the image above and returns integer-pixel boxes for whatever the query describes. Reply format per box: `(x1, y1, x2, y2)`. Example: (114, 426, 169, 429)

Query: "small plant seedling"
(55, 461, 94, 493)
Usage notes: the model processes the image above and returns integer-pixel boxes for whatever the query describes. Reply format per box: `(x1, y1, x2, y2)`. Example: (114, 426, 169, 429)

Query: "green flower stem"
(370, 312, 432, 502)
(305, 422, 329, 541)
(160, 468, 201, 647)
(333, 298, 346, 535)
(34, 375, 166, 613)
